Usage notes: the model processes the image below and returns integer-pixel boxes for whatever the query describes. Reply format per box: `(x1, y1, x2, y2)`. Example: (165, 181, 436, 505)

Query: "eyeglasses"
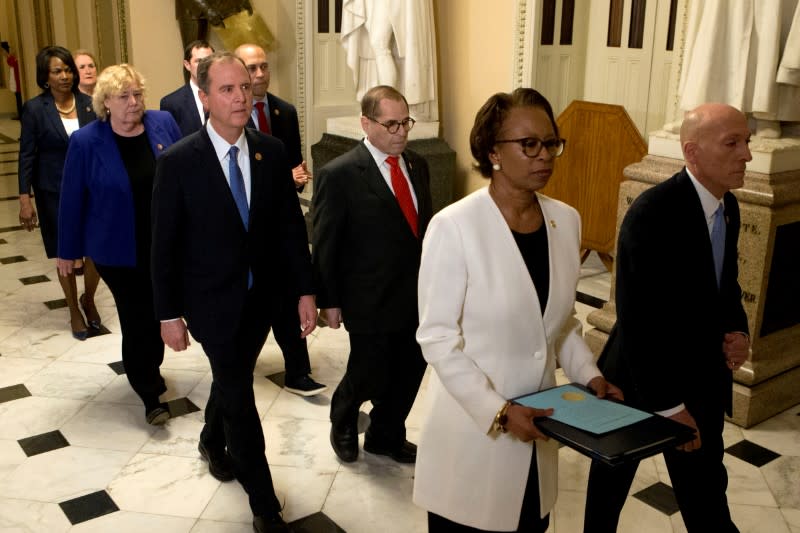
(494, 137, 566, 158)
(367, 116, 416, 134)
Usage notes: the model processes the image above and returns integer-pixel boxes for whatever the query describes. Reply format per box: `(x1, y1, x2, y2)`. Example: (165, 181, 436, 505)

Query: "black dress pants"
(584, 405, 738, 533)
(95, 263, 165, 409)
(199, 291, 280, 516)
(270, 296, 311, 381)
(330, 328, 426, 448)
(428, 449, 549, 533)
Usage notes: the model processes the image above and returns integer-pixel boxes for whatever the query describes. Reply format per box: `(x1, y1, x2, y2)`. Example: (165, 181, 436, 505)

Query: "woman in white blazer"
(414, 88, 622, 532)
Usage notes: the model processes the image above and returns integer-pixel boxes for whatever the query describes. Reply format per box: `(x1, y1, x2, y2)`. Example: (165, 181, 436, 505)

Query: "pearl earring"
(492, 163, 501, 171)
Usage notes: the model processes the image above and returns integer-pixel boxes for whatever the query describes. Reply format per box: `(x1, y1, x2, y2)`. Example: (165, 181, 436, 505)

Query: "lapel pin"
(255, 152, 263, 160)
(157, 143, 164, 151)
(549, 220, 556, 228)
(274, 108, 280, 116)
(85, 106, 92, 112)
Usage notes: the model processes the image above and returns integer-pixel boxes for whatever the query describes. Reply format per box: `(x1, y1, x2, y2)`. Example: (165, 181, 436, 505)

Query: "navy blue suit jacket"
(18, 91, 95, 194)
(598, 169, 749, 416)
(247, 92, 303, 168)
(151, 126, 313, 344)
(58, 110, 182, 266)
(160, 84, 204, 138)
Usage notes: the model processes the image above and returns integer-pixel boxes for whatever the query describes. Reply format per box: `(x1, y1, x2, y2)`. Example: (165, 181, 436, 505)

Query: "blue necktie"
(710, 203, 726, 287)
(228, 146, 252, 288)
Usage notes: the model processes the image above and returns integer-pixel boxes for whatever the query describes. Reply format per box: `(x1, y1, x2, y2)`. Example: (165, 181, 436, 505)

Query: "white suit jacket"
(413, 187, 600, 530)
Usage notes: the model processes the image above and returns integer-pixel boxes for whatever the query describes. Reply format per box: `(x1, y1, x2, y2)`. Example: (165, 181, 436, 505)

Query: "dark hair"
(469, 88, 559, 178)
(361, 85, 409, 119)
(184, 39, 214, 62)
(35, 46, 79, 92)
(196, 51, 246, 94)
(1, 42, 9, 53)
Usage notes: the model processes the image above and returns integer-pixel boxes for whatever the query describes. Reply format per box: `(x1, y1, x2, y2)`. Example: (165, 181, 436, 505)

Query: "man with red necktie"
(313, 85, 432, 464)
(235, 43, 326, 397)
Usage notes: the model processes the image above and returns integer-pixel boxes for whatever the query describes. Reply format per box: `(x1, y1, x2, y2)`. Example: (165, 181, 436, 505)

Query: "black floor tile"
(290, 511, 347, 533)
(0, 383, 32, 403)
(576, 290, 606, 309)
(20, 274, 50, 285)
(166, 397, 201, 418)
(266, 370, 287, 387)
(633, 481, 680, 515)
(44, 298, 68, 310)
(59, 490, 119, 525)
(0, 255, 26, 264)
(108, 360, 126, 374)
(18, 430, 70, 457)
(86, 324, 111, 338)
(725, 439, 781, 467)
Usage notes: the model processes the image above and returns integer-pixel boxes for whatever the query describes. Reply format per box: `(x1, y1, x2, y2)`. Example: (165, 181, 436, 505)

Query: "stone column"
(585, 133, 800, 428)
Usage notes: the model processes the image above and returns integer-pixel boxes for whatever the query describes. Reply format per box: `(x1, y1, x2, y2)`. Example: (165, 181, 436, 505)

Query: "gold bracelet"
(493, 400, 512, 434)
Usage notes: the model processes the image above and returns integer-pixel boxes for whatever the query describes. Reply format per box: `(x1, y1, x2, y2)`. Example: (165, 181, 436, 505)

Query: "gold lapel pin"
(549, 220, 557, 228)
(156, 144, 164, 151)
(274, 108, 280, 116)
(86, 106, 92, 112)
(255, 152, 263, 160)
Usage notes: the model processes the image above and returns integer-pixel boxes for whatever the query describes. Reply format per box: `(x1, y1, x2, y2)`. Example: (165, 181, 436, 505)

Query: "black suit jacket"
(312, 141, 432, 334)
(18, 91, 95, 194)
(160, 84, 204, 138)
(151, 126, 313, 344)
(599, 169, 748, 416)
(246, 92, 303, 169)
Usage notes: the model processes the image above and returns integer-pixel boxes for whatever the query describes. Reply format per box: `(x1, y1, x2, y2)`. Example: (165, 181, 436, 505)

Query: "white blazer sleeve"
(416, 215, 506, 432)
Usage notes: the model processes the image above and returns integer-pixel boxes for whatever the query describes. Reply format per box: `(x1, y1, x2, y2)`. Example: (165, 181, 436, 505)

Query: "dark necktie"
(386, 156, 418, 237)
(710, 203, 726, 287)
(254, 101, 271, 134)
(228, 145, 252, 288)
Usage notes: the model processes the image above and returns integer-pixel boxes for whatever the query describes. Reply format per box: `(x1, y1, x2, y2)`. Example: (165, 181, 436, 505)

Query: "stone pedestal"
(586, 134, 800, 428)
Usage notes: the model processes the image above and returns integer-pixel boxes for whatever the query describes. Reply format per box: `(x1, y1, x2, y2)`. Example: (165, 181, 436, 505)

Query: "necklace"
(55, 96, 76, 115)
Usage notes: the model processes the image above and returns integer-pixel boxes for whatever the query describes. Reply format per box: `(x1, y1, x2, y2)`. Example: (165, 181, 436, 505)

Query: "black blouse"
(511, 224, 550, 314)
(113, 131, 155, 266)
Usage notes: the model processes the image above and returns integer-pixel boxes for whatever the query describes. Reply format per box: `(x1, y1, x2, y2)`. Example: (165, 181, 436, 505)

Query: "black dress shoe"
(363, 438, 417, 463)
(198, 441, 235, 481)
(284, 375, 327, 397)
(330, 425, 358, 462)
(145, 406, 169, 425)
(253, 513, 291, 532)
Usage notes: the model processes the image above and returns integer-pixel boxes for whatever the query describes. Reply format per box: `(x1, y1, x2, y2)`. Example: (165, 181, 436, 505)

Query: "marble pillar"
(586, 133, 800, 428)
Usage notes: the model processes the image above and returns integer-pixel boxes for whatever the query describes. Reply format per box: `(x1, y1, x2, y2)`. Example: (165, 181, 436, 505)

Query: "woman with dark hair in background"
(18, 45, 101, 340)
(57, 64, 181, 425)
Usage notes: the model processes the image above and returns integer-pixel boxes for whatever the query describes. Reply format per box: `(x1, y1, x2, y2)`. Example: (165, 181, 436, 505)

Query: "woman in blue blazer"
(57, 64, 181, 425)
(18, 46, 99, 340)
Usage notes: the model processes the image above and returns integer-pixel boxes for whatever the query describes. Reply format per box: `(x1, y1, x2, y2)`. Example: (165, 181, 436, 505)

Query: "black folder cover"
(519, 384, 697, 466)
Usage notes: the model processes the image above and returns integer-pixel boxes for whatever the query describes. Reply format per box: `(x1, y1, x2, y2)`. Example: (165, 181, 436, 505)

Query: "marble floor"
(0, 114, 798, 533)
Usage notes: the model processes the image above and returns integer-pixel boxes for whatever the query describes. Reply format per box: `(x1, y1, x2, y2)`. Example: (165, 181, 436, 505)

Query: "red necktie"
(386, 156, 418, 237)
(254, 101, 271, 134)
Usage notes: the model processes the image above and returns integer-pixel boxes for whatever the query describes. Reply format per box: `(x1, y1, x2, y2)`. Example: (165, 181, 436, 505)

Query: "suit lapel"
(245, 129, 265, 225)
(182, 85, 203, 130)
(42, 93, 69, 143)
(199, 127, 248, 232)
(676, 171, 719, 290)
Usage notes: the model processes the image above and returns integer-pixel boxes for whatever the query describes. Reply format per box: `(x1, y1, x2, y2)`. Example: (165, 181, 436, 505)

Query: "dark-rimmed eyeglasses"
(494, 137, 566, 158)
(366, 116, 416, 134)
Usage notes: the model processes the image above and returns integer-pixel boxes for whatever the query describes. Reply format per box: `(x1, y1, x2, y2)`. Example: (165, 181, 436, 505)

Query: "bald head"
(235, 43, 270, 98)
(680, 103, 752, 198)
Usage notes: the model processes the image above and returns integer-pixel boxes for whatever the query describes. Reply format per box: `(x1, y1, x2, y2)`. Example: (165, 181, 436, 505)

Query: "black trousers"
(95, 263, 165, 409)
(584, 405, 737, 533)
(270, 296, 311, 381)
(199, 291, 280, 516)
(428, 449, 549, 533)
(330, 328, 426, 447)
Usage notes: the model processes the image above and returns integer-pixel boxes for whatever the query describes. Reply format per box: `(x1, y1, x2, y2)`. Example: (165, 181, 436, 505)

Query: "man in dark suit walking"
(313, 85, 432, 464)
(159, 39, 214, 138)
(583, 103, 752, 533)
(152, 51, 314, 533)
(234, 42, 325, 397)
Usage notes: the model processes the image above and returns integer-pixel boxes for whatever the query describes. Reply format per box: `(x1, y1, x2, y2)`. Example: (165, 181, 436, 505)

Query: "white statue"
(678, 0, 800, 138)
(341, 0, 438, 122)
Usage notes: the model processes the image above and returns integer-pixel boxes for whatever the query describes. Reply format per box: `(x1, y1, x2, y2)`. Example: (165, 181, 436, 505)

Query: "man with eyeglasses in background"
(312, 85, 432, 464)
